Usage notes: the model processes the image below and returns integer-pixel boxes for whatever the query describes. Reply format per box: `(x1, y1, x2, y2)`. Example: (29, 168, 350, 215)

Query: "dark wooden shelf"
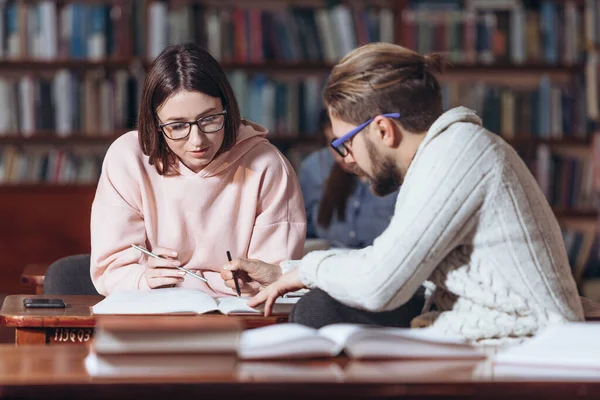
(0, 59, 584, 74)
(0, 133, 124, 145)
(444, 62, 583, 73)
(506, 136, 591, 147)
(0, 59, 138, 71)
(0, 183, 98, 192)
(553, 209, 598, 219)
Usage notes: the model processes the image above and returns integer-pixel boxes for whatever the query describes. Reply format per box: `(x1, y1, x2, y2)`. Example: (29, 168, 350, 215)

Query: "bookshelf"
(0, 0, 599, 294)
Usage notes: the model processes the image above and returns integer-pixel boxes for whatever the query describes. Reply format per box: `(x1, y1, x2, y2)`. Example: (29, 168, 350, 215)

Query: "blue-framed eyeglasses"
(330, 113, 401, 157)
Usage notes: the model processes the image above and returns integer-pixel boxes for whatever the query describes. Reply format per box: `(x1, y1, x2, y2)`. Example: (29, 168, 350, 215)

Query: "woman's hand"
(247, 269, 306, 316)
(220, 258, 283, 293)
(144, 247, 185, 289)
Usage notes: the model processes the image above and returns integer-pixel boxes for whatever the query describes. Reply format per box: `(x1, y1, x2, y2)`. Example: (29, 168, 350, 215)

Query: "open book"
(91, 287, 298, 315)
(239, 323, 485, 360)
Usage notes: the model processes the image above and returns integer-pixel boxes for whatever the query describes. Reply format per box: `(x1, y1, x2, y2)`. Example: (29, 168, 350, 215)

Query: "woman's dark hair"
(137, 43, 242, 175)
(316, 109, 357, 229)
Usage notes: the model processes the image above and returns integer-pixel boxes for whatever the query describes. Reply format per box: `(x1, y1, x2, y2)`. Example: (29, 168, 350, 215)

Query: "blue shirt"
(298, 148, 398, 248)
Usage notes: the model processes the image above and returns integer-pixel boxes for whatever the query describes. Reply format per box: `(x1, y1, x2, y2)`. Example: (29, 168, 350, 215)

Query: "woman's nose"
(188, 125, 203, 145)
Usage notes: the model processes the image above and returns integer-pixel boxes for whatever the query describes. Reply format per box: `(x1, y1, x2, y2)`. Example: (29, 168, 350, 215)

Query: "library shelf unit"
(0, 0, 598, 295)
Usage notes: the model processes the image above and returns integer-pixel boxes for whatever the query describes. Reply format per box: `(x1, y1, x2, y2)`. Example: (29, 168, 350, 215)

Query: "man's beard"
(361, 138, 403, 196)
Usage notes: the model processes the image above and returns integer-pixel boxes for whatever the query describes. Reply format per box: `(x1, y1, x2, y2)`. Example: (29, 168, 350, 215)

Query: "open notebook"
(91, 287, 298, 315)
(239, 323, 485, 360)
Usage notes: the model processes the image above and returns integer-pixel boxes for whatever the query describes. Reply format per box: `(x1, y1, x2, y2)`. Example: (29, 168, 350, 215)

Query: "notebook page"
(216, 296, 299, 315)
(239, 323, 338, 359)
(494, 322, 600, 369)
(319, 324, 483, 359)
(92, 287, 219, 315)
(317, 324, 364, 355)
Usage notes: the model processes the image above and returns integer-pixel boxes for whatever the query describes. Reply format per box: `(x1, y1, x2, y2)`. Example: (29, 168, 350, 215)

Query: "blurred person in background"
(298, 109, 398, 250)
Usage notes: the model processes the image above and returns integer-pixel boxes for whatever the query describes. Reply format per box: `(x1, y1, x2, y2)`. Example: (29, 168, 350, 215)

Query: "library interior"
(1, 0, 600, 398)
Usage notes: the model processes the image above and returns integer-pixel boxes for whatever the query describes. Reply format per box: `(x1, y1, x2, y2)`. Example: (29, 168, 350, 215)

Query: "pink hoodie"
(90, 120, 307, 297)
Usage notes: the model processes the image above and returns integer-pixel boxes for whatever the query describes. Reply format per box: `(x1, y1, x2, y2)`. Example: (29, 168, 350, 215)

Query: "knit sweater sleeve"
(299, 133, 499, 312)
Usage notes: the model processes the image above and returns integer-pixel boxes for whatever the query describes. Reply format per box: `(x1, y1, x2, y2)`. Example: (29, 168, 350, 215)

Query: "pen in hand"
(227, 250, 241, 297)
(131, 244, 208, 283)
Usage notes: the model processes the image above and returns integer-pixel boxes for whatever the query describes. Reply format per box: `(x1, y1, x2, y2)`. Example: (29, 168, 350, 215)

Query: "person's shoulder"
(103, 131, 147, 172)
(434, 121, 505, 161)
(106, 130, 143, 159)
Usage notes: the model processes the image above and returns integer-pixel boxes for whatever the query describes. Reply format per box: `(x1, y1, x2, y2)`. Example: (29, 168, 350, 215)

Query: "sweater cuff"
(280, 259, 301, 275)
(298, 249, 347, 289)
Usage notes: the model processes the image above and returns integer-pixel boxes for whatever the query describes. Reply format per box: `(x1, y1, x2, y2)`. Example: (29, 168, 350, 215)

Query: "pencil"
(227, 250, 241, 297)
(130, 244, 208, 283)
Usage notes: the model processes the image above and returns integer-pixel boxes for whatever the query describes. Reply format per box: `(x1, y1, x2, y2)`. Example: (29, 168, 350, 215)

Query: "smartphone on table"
(23, 298, 66, 308)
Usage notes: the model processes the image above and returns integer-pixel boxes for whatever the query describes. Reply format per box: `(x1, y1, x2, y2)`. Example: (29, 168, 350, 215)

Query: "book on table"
(239, 323, 486, 360)
(493, 322, 600, 370)
(91, 287, 299, 316)
(85, 315, 242, 377)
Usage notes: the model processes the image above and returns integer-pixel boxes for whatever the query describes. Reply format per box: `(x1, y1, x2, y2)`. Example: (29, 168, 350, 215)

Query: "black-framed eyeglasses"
(159, 110, 228, 141)
(330, 112, 401, 157)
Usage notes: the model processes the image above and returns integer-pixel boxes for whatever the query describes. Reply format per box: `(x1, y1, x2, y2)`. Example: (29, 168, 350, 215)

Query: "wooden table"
(3, 293, 599, 346)
(0, 345, 599, 399)
(20, 263, 49, 294)
(0, 295, 288, 345)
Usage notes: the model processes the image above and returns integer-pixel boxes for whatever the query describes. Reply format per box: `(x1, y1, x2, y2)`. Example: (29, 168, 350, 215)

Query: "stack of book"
(85, 315, 243, 377)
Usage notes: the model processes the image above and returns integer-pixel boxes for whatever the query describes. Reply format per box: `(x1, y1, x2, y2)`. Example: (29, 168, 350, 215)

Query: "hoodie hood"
(178, 119, 269, 178)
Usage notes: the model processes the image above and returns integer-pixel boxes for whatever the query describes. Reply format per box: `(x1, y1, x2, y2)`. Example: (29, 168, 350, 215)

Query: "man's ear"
(372, 116, 401, 148)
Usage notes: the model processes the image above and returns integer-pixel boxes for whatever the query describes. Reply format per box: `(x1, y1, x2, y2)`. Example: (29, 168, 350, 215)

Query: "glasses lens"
(330, 141, 347, 157)
(200, 114, 226, 133)
(163, 122, 191, 139)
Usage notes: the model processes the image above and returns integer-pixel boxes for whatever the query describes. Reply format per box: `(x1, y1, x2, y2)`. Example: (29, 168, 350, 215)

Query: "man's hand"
(247, 269, 305, 316)
(220, 258, 282, 293)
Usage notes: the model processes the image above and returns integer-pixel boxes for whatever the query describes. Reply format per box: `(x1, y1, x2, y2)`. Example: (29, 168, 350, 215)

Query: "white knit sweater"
(296, 106, 585, 344)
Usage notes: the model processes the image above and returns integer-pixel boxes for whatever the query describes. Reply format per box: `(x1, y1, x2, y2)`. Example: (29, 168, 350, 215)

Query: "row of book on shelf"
(2, 0, 599, 65)
(0, 69, 142, 135)
(0, 147, 104, 184)
(0, 0, 395, 63)
(401, 0, 584, 66)
(0, 71, 591, 141)
(442, 76, 587, 140)
(0, 132, 596, 208)
(537, 145, 595, 211)
(0, 69, 324, 137)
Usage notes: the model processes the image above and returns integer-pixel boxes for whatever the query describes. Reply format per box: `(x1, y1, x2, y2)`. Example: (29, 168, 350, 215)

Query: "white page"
(216, 296, 299, 315)
(239, 323, 338, 359)
(92, 287, 219, 315)
(320, 324, 483, 359)
(494, 322, 600, 369)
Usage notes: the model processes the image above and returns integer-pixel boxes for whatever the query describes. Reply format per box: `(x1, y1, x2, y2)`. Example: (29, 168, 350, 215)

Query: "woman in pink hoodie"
(90, 43, 307, 297)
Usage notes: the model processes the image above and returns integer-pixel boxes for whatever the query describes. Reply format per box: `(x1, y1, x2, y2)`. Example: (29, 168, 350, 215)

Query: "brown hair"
(316, 109, 356, 229)
(138, 43, 241, 175)
(323, 42, 447, 133)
